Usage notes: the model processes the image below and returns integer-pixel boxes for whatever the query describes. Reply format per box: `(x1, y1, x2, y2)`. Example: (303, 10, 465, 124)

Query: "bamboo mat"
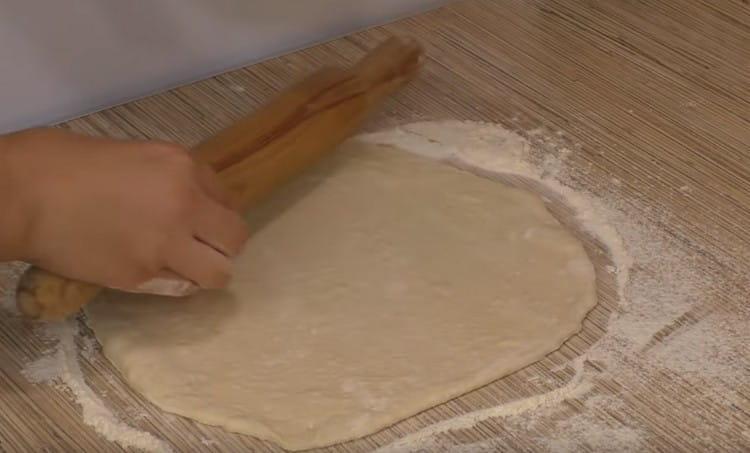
(1, 0, 749, 451)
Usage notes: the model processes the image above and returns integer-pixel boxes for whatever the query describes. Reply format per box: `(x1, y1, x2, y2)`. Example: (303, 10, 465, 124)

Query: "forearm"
(0, 132, 32, 261)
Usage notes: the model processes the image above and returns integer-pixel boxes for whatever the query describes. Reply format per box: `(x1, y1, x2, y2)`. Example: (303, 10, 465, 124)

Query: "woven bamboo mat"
(0, 1, 748, 451)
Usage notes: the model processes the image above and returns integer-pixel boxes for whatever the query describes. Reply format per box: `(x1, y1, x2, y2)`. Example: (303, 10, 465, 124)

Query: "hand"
(0, 128, 249, 290)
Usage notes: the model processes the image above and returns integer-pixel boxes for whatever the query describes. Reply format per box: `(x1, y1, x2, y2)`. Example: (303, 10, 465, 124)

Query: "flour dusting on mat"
(360, 121, 747, 452)
(3, 120, 747, 452)
(23, 321, 172, 453)
(0, 261, 170, 452)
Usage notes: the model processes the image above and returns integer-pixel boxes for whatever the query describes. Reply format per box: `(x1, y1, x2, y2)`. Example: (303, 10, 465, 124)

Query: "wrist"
(0, 132, 35, 261)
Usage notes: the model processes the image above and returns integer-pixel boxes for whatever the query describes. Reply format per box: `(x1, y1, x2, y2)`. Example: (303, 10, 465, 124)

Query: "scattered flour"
(200, 437, 220, 446)
(648, 311, 750, 381)
(79, 333, 100, 362)
(1, 120, 746, 451)
(360, 121, 747, 452)
(0, 261, 27, 311)
(22, 320, 172, 452)
(547, 417, 644, 453)
(376, 360, 591, 453)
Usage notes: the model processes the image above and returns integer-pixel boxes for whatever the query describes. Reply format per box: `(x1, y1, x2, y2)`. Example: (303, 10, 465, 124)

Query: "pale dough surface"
(87, 141, 597, 450)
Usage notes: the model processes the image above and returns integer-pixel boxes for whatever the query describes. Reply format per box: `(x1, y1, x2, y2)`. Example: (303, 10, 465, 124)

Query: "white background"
(0, 0, 446, 133)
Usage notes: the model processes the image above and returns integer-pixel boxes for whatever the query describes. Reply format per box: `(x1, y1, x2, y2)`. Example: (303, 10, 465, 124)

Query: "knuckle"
(132, 241, 167, 276)
(219, 216, 250, 256)
(161, 170, 200, 212)
(171, 189, 198, 219)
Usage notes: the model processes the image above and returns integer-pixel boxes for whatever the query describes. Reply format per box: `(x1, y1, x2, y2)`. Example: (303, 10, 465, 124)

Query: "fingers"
(165, 236, 233, 289)
(176, 166, 247, 289)
(192, 192, 249, 257)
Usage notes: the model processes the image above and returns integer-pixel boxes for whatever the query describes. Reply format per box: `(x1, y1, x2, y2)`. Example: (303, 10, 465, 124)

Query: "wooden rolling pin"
(17, 37, 423, 321)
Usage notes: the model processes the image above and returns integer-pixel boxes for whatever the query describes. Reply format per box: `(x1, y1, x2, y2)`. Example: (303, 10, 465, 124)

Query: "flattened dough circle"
(87, 139, 597, 450)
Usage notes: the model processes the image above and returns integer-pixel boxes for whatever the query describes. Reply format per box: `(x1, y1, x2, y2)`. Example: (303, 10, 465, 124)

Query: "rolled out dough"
(86, 140, 597, 450)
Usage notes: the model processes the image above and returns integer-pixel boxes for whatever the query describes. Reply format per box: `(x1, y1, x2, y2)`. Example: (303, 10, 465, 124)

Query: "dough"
(87, 141, 597, 450)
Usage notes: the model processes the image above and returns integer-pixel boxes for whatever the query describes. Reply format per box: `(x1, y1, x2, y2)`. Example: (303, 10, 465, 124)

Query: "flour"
(0, 261, 27, 311)
(375, 359, 591, 453)
(0, 266, 169, 451)
(548, 417, 644, 453)
(648, 311, 749, 381)
(358, 121, 637, 452)
(22, 320, 172, 453)
(3, 120, 746, 451)
(200, 437, 219, 446)
(361, 121, 747, 452)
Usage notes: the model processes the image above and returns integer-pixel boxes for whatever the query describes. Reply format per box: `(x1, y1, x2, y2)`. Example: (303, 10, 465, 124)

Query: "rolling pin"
(16, 37, 423, 321)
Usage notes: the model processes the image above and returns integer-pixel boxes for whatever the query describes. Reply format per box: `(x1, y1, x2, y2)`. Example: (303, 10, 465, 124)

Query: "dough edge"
(86, 137, 599, 451)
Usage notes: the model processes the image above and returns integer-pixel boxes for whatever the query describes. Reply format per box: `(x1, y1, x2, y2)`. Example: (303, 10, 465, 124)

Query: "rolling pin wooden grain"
(16, 37, 423, 321)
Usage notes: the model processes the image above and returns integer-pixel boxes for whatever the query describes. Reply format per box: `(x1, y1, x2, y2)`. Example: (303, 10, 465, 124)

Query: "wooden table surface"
(1, 1, 748, 451)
